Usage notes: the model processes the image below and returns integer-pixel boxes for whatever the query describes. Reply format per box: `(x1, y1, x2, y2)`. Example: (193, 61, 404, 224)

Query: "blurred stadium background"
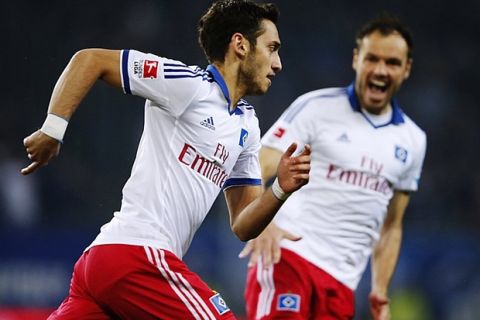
(2, 0, 480, 319)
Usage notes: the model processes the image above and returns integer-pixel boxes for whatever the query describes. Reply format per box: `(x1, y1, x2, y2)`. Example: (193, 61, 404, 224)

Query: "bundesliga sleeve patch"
(209, 293, 230, 315)
(277, 293, 301, 312)
(273, 127, 286, 138)
(143, 60, 158, 78)
(133, 59, 159, 79)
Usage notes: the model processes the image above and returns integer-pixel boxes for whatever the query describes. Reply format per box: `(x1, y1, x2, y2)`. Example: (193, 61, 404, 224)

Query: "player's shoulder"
(294, 87, 347, 104)
(399, 112, 426, 139)
(396, 111, 427, 154)
(126, 50, 204, 77)
(234, 99, 261, 141)
(236, 99, 259, 126)
(161, 58, 213, 83)
(281, 86, 348, 122)
(236, 99, 256, 114)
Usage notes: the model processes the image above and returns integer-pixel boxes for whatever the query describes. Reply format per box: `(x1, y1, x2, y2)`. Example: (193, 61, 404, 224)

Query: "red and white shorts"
(48, 244, 236, 320)
(244, 248, 354, 320)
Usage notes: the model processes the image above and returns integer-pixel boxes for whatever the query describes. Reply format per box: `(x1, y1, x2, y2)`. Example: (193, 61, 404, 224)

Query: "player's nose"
(373, 60, 388, 76)
(272, 54, 282, 73)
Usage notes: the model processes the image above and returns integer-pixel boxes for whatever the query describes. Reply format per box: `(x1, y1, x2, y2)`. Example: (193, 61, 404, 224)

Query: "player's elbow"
(71, 49, 98, 66)
(231, 223, 255, 242)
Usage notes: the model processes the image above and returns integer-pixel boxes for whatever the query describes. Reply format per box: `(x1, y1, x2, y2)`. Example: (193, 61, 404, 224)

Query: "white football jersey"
(88, 50, 262, 258)
(262, 85, 427, 289)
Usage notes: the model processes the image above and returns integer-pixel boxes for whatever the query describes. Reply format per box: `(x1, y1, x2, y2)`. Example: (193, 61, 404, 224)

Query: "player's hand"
(21, 130, 61, 175)
(276, 143, 311, 194)
(238, 223, 301, 269)
(369, 292, 390, 320)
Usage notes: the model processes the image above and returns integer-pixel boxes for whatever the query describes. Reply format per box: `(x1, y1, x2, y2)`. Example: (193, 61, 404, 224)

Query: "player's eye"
(365, 55, 379, 62)
(386, 58, 402, 66)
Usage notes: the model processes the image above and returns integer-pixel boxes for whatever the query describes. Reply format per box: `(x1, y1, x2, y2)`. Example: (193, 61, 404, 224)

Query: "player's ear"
(231, 33, 249, 59)
(352, 48, 359, 71)
(403, 58, 413, 80)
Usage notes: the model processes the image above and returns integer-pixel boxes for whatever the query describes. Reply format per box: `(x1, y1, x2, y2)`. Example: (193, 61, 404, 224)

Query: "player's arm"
(258, 146, 283, 186)
(225, 143, 310, 242)
(238, 146, 302, 267)
(369, 190, 411, 320)
(21, 49, 122, 175)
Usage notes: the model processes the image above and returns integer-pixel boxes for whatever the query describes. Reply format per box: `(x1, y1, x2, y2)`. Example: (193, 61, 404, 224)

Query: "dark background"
(1, 1, 479, 319)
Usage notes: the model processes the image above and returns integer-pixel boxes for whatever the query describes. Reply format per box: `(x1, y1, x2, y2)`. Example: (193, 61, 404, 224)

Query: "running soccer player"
(240, 14, 427, 320)
(21, 1, 311, 319)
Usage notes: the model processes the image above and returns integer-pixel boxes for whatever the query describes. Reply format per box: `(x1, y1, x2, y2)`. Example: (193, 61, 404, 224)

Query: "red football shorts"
(48, 244, 236, 320)
(244, 248, 354, 320)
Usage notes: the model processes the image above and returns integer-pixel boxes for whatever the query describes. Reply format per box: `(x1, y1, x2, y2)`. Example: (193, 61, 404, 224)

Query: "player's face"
(242, 19, 282, 95)
(353, 31, 412, 114)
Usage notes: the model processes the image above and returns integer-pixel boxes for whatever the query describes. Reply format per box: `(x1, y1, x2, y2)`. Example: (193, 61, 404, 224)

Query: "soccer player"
(240, 14, 427, 320)
(21, 1, 311, 319)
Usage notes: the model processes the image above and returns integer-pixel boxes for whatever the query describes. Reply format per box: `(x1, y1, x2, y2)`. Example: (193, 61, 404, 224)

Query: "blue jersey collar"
(207, 65, 239, 115)
(347, 82, 404, 126)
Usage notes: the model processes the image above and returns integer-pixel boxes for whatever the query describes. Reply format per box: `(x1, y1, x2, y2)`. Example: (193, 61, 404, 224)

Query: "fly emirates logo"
(178, 143, 230, 188)
(326, 156, 393, 195)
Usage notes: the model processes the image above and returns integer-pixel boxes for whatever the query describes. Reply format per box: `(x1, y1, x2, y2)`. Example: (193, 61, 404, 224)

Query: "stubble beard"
(241, 55, 266, 96)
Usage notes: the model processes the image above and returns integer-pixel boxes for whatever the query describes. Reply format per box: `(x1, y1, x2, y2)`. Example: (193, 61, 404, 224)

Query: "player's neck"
(362, 104, 393, 126)
(362, 103, 392, 116)
(212, 62, 244, 112)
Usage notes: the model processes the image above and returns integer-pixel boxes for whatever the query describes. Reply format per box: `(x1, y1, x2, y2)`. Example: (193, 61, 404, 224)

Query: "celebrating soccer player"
(240, 13, 426, 320)
(21, 1, 311, 319)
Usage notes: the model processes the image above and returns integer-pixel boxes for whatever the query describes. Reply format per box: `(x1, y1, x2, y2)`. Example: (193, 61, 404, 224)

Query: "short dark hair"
(198, 0, 279, 63)
(356, 13, 413, 59)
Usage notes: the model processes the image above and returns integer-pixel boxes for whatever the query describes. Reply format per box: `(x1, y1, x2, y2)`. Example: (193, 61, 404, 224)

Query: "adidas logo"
(200, 116, 215, 131)
(337, 133, 350, 143)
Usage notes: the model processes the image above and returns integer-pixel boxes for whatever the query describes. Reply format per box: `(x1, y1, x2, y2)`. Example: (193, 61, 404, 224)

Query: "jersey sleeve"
(394, 130, 427, 192)
(120, 49, 203, 117)
(261, 96, 314, 153)
(223, 119, 262, 189)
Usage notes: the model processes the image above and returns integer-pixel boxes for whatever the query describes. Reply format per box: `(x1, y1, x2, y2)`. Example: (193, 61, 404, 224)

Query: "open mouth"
(266, 75, 274, 85)
(368, 79, 389, 93)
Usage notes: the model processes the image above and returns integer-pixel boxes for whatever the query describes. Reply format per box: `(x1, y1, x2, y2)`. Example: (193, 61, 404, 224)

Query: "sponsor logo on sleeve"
(143, 60, 159, 78)
(277, 293, 300, 312)
(273, 127, 286, 138)
(133, 60, 144, 78)
(133, 59, 159, 79)
(209, 292, 230, 315)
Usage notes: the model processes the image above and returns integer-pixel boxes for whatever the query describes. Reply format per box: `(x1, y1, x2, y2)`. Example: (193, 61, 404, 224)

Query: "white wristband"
(271, 178, 291, 201)
(40, 113, 69, 142)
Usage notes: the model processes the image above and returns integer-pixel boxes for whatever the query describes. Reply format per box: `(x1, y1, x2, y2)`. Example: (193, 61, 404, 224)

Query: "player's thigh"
(310, 267, 355, 320)
(245, 249, 312, 320)
(90, 245, 236, 320)
(48, 253, 112, 320)
(47, 296, 113, 320)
